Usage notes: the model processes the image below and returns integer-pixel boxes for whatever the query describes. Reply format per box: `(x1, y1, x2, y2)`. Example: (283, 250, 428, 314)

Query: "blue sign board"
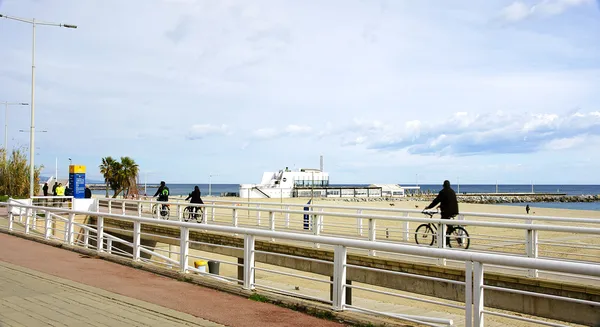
(68, 173, 86, 199)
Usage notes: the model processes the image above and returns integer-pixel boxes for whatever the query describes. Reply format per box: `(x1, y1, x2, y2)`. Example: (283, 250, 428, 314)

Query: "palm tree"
(99, 156, 117, 198)
(119, 156, 139, 198)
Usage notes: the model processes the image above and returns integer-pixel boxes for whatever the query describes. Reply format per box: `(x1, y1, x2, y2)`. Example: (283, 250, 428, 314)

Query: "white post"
(67, 212, 75, 245)
(202, 207, 208, 225)
(137, 202, 142, 217)
(256, 204, 261, 226)
(402, 212, 410, 242)
(7, 202, 13, 232)
(285, 206, 290, 228)
(269, 211, 275, 231)
(121, 201, 125, 215)
(44, 212, 51, 239)
(24, 208, 31, 234)
(525, 219, 538, 278)
(31, 208, 37, 230)
(84, 228, 89, 248)
(367, 218, 377, 256)
(232, 208, 238, 227)
(133, 221, 141, 261)
(96, 216, 104, 253)
(211, 202, 215, 221)
(106, 238, 113, 254)
(332, 245, 348, 311)
(179, 227, 189, 273)
(437, 222, 447, 266)
(108, 199, 112, 214)
(319, 208, 324, 233)
(473, 262, 484, 327)
(243, 234, 255, 290)
(465, 261, 473, 327)
(356, 209, 363, 236)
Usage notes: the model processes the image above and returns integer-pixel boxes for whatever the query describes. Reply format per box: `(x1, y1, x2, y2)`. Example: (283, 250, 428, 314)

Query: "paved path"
(0, 233, 345, 327)
(0, 261, 224, 327)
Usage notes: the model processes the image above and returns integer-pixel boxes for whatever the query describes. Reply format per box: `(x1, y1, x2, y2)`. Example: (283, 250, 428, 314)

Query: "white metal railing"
(1, 202, 599, 327)
(91, 197, 600, 273)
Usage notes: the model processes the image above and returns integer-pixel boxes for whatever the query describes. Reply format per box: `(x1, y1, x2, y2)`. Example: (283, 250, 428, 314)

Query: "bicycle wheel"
(183, 207, 192, 222)
(160, 205, 170, 218)
(415, 224, 435, 246)
(448, 226, 470, 250)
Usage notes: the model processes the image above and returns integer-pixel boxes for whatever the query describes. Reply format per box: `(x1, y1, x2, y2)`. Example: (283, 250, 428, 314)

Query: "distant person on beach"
(154, 181, 170, 202)
(424, 180, 459, 246)
(43, 183, 49, 196)
(52, 182, 58, 196)
(526, 204, 530, 214)
(185, 186, 204, 217)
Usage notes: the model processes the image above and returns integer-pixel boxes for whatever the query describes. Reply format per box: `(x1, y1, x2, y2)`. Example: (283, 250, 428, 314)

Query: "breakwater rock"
(323, 194, 600, 204)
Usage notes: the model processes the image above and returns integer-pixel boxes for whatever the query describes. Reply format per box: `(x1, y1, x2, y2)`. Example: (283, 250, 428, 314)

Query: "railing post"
(368, 218, 376, 256)
(256, 204, 261, 226)
(211, 202, 215, 221)
(24, 208, 31, 234)
(437, 221, 447, 266)
(202, 207, 208, 225)
(177, 204, 182, 221)
(121, 201, 126, 215)
(67, 212, 75, 245)
(465, 261, 473, 327)
(138, 202, 142, 217)
(312, 208, 321, 249)
(133, 221, 141, 261)
(285, 206, 290, 228)
(232, 208, 238, 227)
(332, 245, 348, 311)
(402, 212, 410, 242)
(525, 219, 538, 278)
(8, 207, 14, 232)
(84, 229, 90, 248)
(106, 239, 113, 253)
(356, 209, 363, 236)
(108, 200, 112, 214)
(32, 208, 37, 230)
(179, 227, 189, 273)
(97, 216, 104, 253)
(44, 212, 52, 239)
(269, 211, 275, 231)
(319, 208, 324, 233)
(473, 262, 484, 327)
(243, 234, 255, 290)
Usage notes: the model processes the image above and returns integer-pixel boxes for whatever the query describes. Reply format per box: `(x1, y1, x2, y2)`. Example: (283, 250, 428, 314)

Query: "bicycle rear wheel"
(183, 207, 192, 222)
(415, 224, 435, 246)
(448, 226, 470, 249)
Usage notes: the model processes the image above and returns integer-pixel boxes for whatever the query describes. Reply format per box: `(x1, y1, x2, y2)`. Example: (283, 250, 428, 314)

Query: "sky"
(1, 0, 600, 185)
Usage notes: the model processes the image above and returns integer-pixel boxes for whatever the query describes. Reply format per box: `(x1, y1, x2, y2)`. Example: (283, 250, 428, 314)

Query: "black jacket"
(154, 185, 169, 201)
(427, 186, 459, 218)
(186, 190, 203, 204)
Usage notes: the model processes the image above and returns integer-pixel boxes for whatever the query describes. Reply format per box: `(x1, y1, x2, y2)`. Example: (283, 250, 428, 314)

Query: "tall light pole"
(0, 13, 77, 197)
(2, 102, 28, 156)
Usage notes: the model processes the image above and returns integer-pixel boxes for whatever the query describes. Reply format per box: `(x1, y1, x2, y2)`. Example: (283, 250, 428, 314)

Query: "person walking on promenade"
(185, 186, 204, 219)
(526, 204, 530, 214)
(43, 183, 49, 196)
(424, 180, 459, 246)
(52, 182, 58, 196)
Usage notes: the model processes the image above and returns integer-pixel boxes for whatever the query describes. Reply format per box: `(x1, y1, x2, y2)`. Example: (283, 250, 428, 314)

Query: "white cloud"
(500, 0, 595, 21)
(186, 124, 230, 140)
(251, 124, 312, 140)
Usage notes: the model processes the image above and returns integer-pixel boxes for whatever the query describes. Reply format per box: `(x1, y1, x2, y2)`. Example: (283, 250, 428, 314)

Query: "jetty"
(86, 183, 160, 190)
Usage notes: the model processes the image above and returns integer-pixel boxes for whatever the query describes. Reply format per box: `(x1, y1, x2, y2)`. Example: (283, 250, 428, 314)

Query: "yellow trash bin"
(194, 260, 208, 273)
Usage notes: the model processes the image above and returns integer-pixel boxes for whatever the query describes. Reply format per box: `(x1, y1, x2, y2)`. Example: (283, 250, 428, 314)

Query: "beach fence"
(2, 201, 600, 327)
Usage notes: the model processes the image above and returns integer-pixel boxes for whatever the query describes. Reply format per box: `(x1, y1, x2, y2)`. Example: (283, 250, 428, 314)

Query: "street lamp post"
(0, 13, 77, 197)
(2, 102, 28, 156)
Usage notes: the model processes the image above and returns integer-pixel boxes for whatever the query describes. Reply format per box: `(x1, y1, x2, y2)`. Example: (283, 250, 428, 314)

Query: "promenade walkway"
(0, 233, 346, 327)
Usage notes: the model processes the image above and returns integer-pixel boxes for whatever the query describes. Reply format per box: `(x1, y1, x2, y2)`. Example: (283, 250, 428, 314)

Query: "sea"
(91, 184, 600, 211)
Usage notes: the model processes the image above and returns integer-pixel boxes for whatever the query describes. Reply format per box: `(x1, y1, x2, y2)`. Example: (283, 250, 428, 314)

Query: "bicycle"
(152, 202, 170, 219)
(183, 205, 204, 223)
(415, 209, 470, 249)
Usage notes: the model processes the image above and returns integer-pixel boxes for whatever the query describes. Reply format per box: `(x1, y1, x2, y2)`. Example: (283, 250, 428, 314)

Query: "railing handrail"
(3, 201, 600, 278)
(95, 197, 600, 224)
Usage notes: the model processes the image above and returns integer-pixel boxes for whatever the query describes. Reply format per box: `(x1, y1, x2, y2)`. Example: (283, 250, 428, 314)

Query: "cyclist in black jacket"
(185, 186, 204, 218)
(425, 180, 459, 245)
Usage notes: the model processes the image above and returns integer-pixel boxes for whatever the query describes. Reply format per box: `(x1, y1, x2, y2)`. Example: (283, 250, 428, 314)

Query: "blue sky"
(1, 0, 599, 185)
